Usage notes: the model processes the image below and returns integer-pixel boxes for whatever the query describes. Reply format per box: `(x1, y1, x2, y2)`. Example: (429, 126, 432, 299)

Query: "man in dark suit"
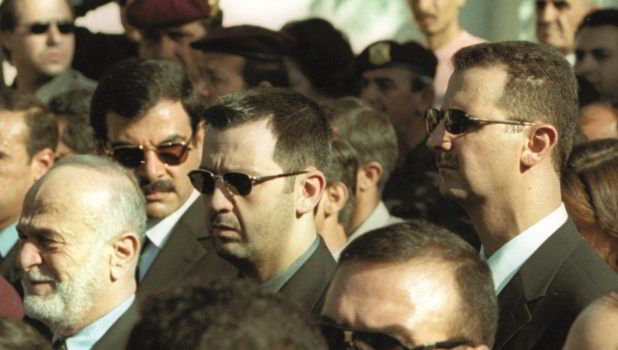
(426, 40, 618, 350)
(17, 155, 144, 349)
(190, 88, 336, 317)
(90, 58, 235, 301)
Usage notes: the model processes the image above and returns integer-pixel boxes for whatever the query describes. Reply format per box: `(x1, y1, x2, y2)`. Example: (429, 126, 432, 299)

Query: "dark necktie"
(53, 338, 68, 350)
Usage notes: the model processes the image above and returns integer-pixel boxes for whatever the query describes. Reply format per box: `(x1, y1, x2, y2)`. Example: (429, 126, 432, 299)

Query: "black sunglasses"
(188, 169, 307, 196)
(425, 108, 537, 135)
(110, 138, 193, 169)
(24, 21, 75, 35)
(320, 322, 472, 350)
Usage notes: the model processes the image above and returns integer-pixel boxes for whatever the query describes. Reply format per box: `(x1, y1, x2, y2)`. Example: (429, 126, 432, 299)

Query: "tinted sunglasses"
(425, 108, 537, 135)
(110, 138, 193, 169)
(25, 21, 75, 35)
(188, 169, 307, 196)
(320, 322, 472, 350)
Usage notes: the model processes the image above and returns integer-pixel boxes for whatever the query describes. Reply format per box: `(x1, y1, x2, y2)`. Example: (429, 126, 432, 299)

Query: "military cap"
(191, 25, 294, 61)
(356, 40, 438, 80)
(127, 0, 215, 28)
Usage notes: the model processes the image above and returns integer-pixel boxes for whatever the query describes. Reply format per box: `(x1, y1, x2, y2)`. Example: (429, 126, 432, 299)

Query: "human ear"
(324, 182, 349, 217)
(30, 148, 55, 180)
(521, 124, 558, 168)
(357, 161, 384, 192)
(297, 167, 326, 216)
(109, 233, 140, 282)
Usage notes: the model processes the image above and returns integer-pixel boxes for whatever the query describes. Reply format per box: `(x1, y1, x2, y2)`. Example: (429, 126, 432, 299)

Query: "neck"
(15, 72, 50, 94)
(242, 223, 317, 283)
(346, 190, 379, 234)
(469, 176, 562, 257)
(319, 218, 348, 254)
(425, 22, 462, 50)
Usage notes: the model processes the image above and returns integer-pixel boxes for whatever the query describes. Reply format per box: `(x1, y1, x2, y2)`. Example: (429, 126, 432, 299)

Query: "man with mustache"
(191, 88, 336, 318)
(17, 155, 145, 349)
(0, 0, 95, 103)
(90, 58, 234, 301)
(426, 40, 618, 349)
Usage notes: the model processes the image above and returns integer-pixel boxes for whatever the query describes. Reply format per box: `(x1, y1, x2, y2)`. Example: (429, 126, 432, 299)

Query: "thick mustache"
(436, 154, 458, 168)
(140, 179, 175, 194)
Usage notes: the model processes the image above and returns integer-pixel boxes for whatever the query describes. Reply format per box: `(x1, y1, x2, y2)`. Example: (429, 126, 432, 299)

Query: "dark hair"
(452, 41, 578, 173)
(90, 58, 205, 143)
(127, 279, 327, 350)
(0, 318, 52, 350)
(204, 88, 332, 171)
(241, 56, 289, 88)
(48, 89, 97, 154)
(321, 97, 398, 190)
(0, 89, 58, 158)
(340, 221, 498, 347)
(562, 139, 618, 271)
(577, 8, 618, 33)
(281, 18, 356, 98)
(322, 138, 358, 225)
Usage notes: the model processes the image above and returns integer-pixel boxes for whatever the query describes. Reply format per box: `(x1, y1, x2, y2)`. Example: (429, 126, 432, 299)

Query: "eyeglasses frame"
(425, 107, 538, 135)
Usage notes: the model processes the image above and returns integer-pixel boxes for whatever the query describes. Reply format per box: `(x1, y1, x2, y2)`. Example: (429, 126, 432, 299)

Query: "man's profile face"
(194, 52, 247, 104)
(0, 111, 39, 230)
(200, 119, 298, 263)
(426, 66, 526, 203)
(2, 0, 74, 79)
(536, 0, 593, 55)
(17, 169, 111, 328)
(139, 21, 206, 67)
(360, 67, 431, 151)
(321, 259, 462, 348)
(575, 26, 618, 103)
(105, 99, 203, 219)
(408, 0, 465, 35)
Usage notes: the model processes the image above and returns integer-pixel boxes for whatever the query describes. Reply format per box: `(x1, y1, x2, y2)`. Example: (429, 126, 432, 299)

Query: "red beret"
(0, 276, 23, 320)
(127, 0, 212, 28)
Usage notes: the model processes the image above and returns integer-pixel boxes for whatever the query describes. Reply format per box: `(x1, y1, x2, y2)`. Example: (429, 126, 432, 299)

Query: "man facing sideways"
(407, 0, 485, 103)
(426, 40, 618, 349)
(0, 90, 56, 281)
(536, 0, 596, 64)
(17, 155, 145, 349)
(0, 0, 95, 103)
(321, 221, 497, 350)
(189, 88, 336, 317)
(90, 58, 235, 301)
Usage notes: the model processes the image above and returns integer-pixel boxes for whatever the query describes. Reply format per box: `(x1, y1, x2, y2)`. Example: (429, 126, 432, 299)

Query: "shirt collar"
(59, 294, 135, 350)
(145, 190, 200, 248)
(0, 222, 19, 258)
(484, 203, 568, 294)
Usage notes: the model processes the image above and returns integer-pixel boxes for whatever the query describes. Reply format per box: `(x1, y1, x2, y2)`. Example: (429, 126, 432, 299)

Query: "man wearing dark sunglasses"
(90, 59, 235, 301)
(0, 0, 95, 103)
(321, 222, 498, 350)
(191, 88, 336, 318)
(426, 41, 618, 350)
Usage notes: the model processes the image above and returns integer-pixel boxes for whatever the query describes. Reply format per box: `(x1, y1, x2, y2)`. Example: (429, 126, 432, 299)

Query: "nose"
(154, 35, 180, 61)
(205, 182, 234, 213)
(426, 120, 453, 152)
(538, 2, 558, 23)
(415, 0, 436, 12)
(138, 149, 167, 182)
(360, 82, 381, 108)
(18, 240, 43, 273)
(46, 23, 62, 45)
(575, 53, 596, 78)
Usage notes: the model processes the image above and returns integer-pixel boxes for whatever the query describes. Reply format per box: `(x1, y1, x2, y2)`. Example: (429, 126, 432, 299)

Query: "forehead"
(105, 99, 193, 143)
(203, 119, 280, 172)
(15, 0, 73, 22)
(443, 66, 507, 112)
(323, 260, 459, 341)
(577, 26, 618, 49)
(0, 110, 28, 144)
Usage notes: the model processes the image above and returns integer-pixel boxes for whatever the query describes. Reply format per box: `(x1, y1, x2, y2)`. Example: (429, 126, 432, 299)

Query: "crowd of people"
(0, 0, 617, 349)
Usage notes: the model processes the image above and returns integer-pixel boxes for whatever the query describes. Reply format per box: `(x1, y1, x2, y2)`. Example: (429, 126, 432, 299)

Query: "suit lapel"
(495, 273, 532, 349)
(92, 300, 140, 350)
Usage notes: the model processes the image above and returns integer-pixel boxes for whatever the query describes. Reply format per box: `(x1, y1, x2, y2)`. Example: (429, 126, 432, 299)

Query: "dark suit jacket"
(279, 237, 336, 319)
(495, 219, 618, 350)
(137, 199, 236, 301)
(92, 299, 140, 350)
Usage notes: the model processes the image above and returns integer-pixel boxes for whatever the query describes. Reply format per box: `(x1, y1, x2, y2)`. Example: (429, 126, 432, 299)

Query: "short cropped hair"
(322, 138, 358, 225)
(48, 89, 97, 155)
(577, 8, 618, 32)
(321, 97, 398, 190)
(27, 155, 146, 244)
(90, 59, 206, 143)
(204, 88, 332, 171)
(127, 279, 327, 350)
(0, 89, 58, 159)
(452, 41, 578, 173)
(340, 221, 498, 347)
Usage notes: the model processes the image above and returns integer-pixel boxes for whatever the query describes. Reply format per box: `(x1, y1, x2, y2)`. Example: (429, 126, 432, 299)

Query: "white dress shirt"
(484, 203, 569, 294)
